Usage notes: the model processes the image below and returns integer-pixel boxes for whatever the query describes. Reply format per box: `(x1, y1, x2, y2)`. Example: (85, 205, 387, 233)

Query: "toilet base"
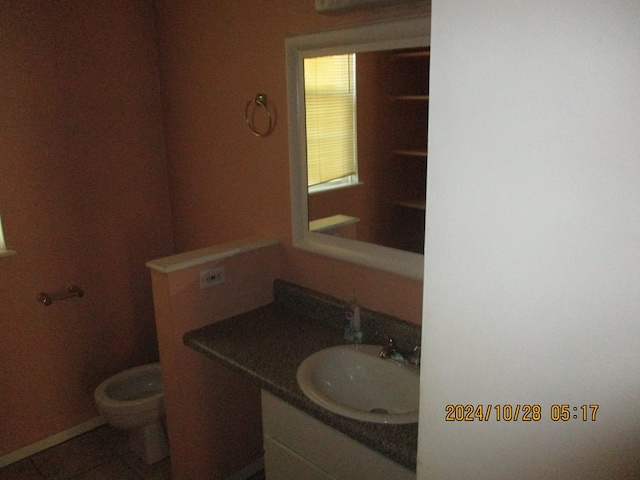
(129, 420, 170, 465)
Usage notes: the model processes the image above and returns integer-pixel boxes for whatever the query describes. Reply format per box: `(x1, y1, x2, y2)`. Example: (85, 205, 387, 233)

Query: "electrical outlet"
(200, 267, 225, 288)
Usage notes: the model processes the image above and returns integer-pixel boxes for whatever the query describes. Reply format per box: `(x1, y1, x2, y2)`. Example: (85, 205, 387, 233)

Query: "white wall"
(419, 1, 640, 478)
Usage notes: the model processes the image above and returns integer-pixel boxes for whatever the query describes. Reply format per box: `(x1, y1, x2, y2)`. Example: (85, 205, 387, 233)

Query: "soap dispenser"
(344, 297, 362, 343)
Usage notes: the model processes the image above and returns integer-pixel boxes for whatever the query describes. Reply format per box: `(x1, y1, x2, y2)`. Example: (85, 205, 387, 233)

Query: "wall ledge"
(145, 237, 280, 273)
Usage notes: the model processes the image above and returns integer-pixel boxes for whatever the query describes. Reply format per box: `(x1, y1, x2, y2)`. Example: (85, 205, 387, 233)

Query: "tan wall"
(0, 0, 174, 456)
(0, 0, 426, 464)
(155, 0, 427, 325)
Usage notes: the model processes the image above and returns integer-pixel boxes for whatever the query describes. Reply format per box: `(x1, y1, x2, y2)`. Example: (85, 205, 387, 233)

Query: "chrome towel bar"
(37, 285, 84, 306)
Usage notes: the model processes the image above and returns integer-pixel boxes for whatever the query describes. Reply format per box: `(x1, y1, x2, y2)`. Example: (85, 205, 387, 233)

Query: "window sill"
(308, 181, 364, 196)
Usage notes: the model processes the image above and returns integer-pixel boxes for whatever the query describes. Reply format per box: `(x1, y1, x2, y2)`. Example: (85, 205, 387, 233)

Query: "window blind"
(304, 54, 356, 187)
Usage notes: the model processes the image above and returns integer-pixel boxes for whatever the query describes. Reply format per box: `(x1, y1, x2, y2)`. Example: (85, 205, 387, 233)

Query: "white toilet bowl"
(94, 363, 169, 464)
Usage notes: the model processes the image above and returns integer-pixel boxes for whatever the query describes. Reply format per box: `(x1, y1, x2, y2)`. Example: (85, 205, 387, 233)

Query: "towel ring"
(245, 93, 274, 137)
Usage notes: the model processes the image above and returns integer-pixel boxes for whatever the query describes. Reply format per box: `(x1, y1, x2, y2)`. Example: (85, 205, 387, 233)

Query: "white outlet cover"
(199, 267, 225, 288)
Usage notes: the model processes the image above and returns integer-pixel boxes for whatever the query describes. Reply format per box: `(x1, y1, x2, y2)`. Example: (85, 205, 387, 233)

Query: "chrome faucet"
(379, 337, 397, 358)
(379, 337, 406, 362)
(380, 337, 421, 367)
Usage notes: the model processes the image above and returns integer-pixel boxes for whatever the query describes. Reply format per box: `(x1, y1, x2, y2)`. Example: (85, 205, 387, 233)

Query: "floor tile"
(29, 431, 116, 480)
(0, 458, 45, 480)
(123, 451, 172, 480)
(3, 426, 174, 480)
(92, 425, 130, 456)
(73, 458, 141, 480)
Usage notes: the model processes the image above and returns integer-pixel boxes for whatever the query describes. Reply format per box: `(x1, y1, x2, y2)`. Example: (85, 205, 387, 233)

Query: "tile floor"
(0, 425, 171, 480)
(0, 425, 266, 480)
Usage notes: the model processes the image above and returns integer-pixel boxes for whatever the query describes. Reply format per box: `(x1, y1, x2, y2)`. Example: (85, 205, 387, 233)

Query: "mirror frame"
(286, 14, 430, 279)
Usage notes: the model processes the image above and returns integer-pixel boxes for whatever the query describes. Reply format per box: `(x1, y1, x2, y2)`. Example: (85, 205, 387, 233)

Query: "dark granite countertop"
(183, 282, 419, 472)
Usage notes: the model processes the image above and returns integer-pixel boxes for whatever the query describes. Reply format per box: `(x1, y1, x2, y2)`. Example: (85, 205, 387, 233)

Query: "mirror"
(286, 15, 429, 279)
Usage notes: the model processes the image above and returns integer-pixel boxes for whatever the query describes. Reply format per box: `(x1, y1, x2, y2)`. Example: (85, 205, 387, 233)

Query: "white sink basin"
(296, 344, 419, 424)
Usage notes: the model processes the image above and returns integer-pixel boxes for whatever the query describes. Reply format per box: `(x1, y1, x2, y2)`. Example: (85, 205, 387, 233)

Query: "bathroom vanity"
(262, 391, 413, 480)
(184, 280, 420, 479)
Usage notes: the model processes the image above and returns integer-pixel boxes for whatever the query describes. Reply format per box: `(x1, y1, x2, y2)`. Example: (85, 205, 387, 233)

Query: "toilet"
(94, 363, 169, 464)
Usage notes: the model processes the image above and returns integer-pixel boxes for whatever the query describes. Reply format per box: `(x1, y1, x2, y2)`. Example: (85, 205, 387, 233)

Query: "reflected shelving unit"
(386, 47, 429, 252)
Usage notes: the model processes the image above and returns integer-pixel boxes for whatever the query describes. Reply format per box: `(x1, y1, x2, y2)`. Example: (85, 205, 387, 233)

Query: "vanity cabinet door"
(261, 391, 414, 480)
(264, 434, 334, 480)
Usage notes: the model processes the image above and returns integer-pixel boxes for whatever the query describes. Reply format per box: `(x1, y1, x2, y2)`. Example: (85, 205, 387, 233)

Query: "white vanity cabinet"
(261, 391, 415, 480)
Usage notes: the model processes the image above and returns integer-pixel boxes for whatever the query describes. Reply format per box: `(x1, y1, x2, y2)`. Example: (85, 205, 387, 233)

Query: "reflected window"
(0, 214, 7, 251)
(304, 54, 358, 193)
(0, 213, 15, 257)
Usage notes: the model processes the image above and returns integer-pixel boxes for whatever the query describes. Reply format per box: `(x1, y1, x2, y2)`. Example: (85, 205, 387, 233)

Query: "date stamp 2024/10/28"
(445, 404, 599, 422)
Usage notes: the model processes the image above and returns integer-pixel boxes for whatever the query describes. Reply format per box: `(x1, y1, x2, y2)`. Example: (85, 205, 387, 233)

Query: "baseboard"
(224, 456, 265, 480)
(0, 416, 106, 469)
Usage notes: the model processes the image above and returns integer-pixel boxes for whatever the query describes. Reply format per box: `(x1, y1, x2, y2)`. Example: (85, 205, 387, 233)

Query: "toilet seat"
(93, 362, 169, 464)
(94, 363, 165, 429)
(95, 363, 163, 411)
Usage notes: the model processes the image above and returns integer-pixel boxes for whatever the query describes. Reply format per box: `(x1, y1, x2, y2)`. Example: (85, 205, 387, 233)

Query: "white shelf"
(393, 149, 427, 158)
(395, 49, 430, 58)
(391, 94, 428, 101)
(394, 199, 426, 211)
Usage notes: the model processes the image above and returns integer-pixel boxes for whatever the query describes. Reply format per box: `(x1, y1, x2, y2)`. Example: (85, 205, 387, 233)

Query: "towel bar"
(37, 285, 84, 306)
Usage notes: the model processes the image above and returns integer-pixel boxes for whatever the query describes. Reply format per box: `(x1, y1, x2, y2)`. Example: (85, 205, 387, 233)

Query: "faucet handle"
(409, 346, 421, 366)
(379, 336, 397, 359)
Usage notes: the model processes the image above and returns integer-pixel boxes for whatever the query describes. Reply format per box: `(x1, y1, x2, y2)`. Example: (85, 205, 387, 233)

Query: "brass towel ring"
(245, 93, 274, 137)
